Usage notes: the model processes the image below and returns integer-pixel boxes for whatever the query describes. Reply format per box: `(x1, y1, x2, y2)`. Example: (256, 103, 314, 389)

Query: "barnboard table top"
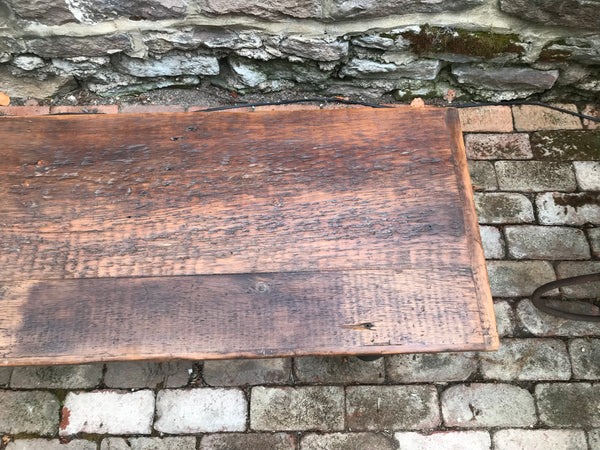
(0, 107, 498, 365)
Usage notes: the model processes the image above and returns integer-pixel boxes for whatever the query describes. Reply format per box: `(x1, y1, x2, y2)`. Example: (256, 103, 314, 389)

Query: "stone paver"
(301, 432, 396, 450)
(493, 429, 588, 450)
(100, 437, 197, 450)
(346, 385, 440, 430)
(0, 367, 11, 387)
(468, 161, 498, 191)
(458, 106, 513, 132)
(479, 226, 505, 259)
(387, 353, 477, 383)
(574, 161, 600, 190)
(495, 161, 577, 192)
(536, 383, 600, 428)
(104, 361, 192, 388)
(294, 356, 384, 384)
(480, 338, 571, 380)
(486, 261, 556, 297)
(251, 386, 344, 431)
(474, 193, 534, 224)
(60, 390, 155, 436)
(512, 104, 582, 131)
(590, 429, 600, 450)
(589, 228, 600, 257)
(395, 431, 491, 450)
(536, 192, 600, 225)
(200, 433, 295, 450)
(441, 384, 536, 428)
(494, 300, 516, 337)
(155, 388, 246, 433)
(11, 364, 103, 389)
(531, 130, 600, 160)
(505, 226, 590, 259)
(556, 261, 600, 298)
(7, 440, 96, 450)
(203, 358, 291, 386)
(465, 133, 532, 160)
(569, 338, 600, 380)
(517, 299, 600, 336)
(0, 390, 60, 436)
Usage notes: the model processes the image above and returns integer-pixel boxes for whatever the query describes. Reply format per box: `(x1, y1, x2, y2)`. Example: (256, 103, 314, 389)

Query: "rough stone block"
(569, 338, 600, 380)
(279, 37, 348, 62)
(155, 388, 246, 433)
(6, 0, 187, 24)
(469, 161, 498, 191)
(556, 261, 600, 298)
(493, 429, 588, 450)
(251, 386, 344, 431)
(486, 261, 555, 297)
(346, 385, 440, 430)
(104, 361, 192, 388)
(27, 34, 132, 58)
(480, 338, 570, 380)
(395, 431, 492, 450)
(12, 55, 45, 71)
(500, 0, 600, 30)
(531, 130, 600, 160)
(198, 0, 321, 19)
(474, 193, 534, 224)
(11, 364, 102, 389)
(458, 106, 513, 132)
(60, 390, 154, 435)
(479, 226, 504, 259)
(387, 353, 477, 383)
(453, 66, 558, 91)
(0, 66, 76, 100)
(513, 104, 582, 131)
(7, 440, 96, 450)
(537, 383, 600, 427)
(200, 433, 294, 450)
(517, 299, 600, 337)
(465, 133, 532, 160)
(203, 358, 291, 386)
(301, 432, 396, 450)
(0, 391, 60, 436)
(505, 225, 590, 260)
(100, 437, 196, 450)
(536, 192, 600, 225)
(339, 58, 441, 80)
(494, 300, 515, 337)
(0, 368, 12, 387)
(582, 104, 600, 130)
(574, 161, 600, 191)
(588, 228, 600, 258)
(442, 383, 536, 428)
(330, 0, 484, 19)
(495, 161, 577, 192)
(114, 53, 219, 77)
(294, 356, 384, 384)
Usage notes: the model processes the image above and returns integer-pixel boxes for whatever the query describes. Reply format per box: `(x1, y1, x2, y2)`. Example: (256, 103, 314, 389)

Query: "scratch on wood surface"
(342, 322, 376, 331)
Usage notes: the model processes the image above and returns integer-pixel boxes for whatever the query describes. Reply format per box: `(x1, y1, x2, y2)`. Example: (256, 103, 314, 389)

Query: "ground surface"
(0, 100, 599, 450)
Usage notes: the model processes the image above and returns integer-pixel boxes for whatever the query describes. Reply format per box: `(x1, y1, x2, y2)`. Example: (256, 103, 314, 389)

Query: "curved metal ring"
(531, 273, 600, 322)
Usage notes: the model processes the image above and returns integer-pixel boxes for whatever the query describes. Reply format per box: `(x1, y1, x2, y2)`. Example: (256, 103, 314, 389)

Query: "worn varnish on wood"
(0, 107, 498, 365)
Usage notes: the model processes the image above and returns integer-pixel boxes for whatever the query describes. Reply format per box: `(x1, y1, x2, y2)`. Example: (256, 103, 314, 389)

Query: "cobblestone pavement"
(0, 103, 599, 450)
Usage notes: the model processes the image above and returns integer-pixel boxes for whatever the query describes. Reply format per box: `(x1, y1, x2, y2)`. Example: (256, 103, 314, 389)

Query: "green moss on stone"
(538, 48, 572, 62)
(403, 25, 524, 59)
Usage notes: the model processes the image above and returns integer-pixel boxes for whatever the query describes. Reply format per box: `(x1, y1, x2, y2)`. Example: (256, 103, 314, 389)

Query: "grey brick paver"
(569, 339, 600, 379)
(486, 261, 556, 297)
(494, 300, 516, 337)
(465, 133, 532, 160)
(7, 440, 96, 450)
(104, 361, 192, 388)
(493, 429, 587, 450)
(574, 161, 600, 190)
(479, 226, 505, 259)
(101, 437, 197, 450)
(495, 161, 577, 192)
(295, 355, 384, 384)
(395, 431, 491, 450)
(469, 161, 498, 191)
(200, 433, 295, 450)
(442, 384, 536, 428)
(517, 299, 600, 336)
(387, 352, 477, 383)
(0, 391, 59, 436)
(11, 364, 102, 389)
(556, 261, 600, 298)
(536, 383, 600, 428)
(203, 358, 291, 386)
(301, 432, 396, 450)
(474, 193, 534, 224)
(505, 226, 590, 260)
(536, 192, 600, 225)
(251, 386, 344, 431)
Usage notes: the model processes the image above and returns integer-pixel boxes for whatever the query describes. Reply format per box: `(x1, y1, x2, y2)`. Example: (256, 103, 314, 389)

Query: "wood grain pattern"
(0, 107, 498, 364)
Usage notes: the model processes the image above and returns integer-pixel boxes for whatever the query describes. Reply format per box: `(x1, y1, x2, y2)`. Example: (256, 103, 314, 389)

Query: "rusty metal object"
(531, 273, 600, 322)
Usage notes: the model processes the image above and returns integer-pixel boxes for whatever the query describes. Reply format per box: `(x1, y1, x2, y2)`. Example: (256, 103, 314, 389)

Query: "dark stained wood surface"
(0, 107, 498, 364)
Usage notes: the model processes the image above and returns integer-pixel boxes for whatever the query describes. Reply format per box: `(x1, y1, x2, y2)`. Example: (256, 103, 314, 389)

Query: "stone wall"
(0, 0, 599, 101)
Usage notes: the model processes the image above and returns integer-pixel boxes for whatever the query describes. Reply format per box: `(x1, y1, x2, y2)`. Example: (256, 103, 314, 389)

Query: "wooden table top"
(0, 107, 498, 365)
